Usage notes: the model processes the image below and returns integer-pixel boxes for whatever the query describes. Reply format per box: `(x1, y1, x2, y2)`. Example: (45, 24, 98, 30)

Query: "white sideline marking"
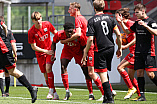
(38, 87, 157, 94)
(1, 97, 81, 103)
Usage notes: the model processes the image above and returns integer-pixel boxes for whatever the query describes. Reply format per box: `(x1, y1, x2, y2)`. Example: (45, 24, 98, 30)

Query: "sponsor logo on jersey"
(67, 42, 76, 46)
(152, 23, 157, 27)
(44, 28, 47, 32)
(35, 34, 38, 36)
(39, 34, 48, 41)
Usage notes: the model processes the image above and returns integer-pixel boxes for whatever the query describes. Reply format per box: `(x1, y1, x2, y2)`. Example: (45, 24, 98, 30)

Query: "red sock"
(61, 73, 69, 90)
(131, 78, 141, 96)
(45, 80, 49, 88)
(86, 79, 93, 94)
(47, 72, 55, 89)
(94, 77, 104, 95)
(120, 71, 133, 89)
(109, 81, 113, 92)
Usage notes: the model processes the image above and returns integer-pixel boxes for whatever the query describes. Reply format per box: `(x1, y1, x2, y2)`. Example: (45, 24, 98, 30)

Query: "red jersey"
(125, 20, 135, 54)
(28, 21, 56, 55)
(53, 30, 87, 54)
(75, 15, 87, 35)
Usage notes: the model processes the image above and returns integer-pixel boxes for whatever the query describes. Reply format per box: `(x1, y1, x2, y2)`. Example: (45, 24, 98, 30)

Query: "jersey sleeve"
(53, 32, 60, 43)
(126, 20, 134, 28)
(0, 20, 3, 25)
(149, 19, 157, 29)
(111, 17, 117, 29)
(86, 18, 95, 36)
(10, 32, 16, 43)
(75, 17, 82, 29)
(28, 30, 36, 44)
(48, 21, 56, 34)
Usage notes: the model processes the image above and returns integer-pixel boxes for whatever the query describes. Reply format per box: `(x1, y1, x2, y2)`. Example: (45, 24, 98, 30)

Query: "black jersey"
(0, 26, 12, 54)
(7, 30, 15, 43)
(129, 17, 157, 56)
(86, 13, 116, 52)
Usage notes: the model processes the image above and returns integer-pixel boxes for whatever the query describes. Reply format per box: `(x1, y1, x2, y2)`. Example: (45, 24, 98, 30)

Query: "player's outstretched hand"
(116, 49, 122, 59)
(81, 53, 87, 66)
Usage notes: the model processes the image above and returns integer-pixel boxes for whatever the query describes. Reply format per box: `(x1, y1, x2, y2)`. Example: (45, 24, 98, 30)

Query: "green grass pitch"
(0, 86, 156, 104)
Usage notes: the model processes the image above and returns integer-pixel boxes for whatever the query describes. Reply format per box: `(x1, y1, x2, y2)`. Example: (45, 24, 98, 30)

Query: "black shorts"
(0, 50, 16, 70)
(134, 53, 157, 71)
(94, 47, 114, 71)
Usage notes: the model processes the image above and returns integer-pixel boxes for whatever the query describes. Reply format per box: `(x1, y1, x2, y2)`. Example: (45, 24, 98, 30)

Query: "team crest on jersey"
(152, 23, 157, 27)
(89, 57, 92, 61)
(44, 28, 47, 32)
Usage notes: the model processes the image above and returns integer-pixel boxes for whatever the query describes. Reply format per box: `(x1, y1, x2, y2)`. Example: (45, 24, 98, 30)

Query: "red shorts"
(87, 47, 94, 67)
(124, 53, 135, 69)
(36, 54, 54, 73)
(0, 69, 4, 73)
(60, 48, 83, 66)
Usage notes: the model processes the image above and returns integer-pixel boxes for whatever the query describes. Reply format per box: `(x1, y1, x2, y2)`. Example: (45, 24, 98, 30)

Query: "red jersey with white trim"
(125, 20, 135, 54)
(75, 15, 87, 35)
(28, 21, 55, 55)
(129, 17, 157, 56)
(53, 30, 87, 54)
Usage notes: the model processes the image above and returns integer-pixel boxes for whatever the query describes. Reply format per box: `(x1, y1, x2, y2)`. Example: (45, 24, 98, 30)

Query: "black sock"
(150, 74, 157, 86)
(18, 75, 33, 93)
(5, 77, 10, 93)
(0, 78, 5, 94)
(102, 81, 113, 101)
(137, 77, 145, 98)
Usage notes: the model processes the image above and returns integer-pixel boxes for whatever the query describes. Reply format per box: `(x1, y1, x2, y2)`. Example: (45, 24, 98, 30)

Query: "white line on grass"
(38, 87, 157, 94)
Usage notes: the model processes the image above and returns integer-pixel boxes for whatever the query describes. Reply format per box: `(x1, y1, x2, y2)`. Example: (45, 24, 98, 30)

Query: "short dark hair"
(63, 22, 74, 30)
(134, 3, 146, 12)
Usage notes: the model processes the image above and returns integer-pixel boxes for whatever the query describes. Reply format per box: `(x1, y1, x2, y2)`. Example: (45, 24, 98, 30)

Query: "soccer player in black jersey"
(0, 20, 38, 103)
(0, 16, 17, 97)
(82, 0, 122, 103)
(116, 3, 157, 101)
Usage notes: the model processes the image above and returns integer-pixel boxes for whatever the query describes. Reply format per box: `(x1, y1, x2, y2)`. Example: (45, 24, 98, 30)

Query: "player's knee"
(88, 71, 93, 77)
(146, 71, 155, 79)
(137, 69, 144, 77)
(117, 65, 123, 72)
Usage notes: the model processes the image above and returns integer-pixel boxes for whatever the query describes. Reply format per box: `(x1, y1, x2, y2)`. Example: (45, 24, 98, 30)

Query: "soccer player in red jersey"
(61, 2, 110, 100)
(82, 0, 122, 103)
(0, 17, 37, 103)
(115, 8, 141, 100)
(117, 4, 157, 101)
(28, 11, 59, 100)
(51, 22, 93, 100)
